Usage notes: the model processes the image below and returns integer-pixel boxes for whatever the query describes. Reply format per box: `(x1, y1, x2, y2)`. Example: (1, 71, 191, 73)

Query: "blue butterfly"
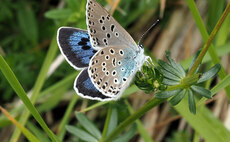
(57, 0, 149, 101)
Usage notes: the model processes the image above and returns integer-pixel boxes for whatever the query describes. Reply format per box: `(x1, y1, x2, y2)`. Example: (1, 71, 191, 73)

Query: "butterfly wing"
(75, 68, 116, 101)
(88, 46, 143, 98)
(86, 0, 138, 50)
(57, 27, 98, 69)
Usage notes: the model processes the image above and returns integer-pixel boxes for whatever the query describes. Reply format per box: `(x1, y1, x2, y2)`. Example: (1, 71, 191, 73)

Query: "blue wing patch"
(58, 27, 97, 69)
(74, 68, 114, 101)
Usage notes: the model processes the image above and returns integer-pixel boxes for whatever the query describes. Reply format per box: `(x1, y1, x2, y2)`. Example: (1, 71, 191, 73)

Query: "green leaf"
(155, 89, 181, 99)
(10, 37, 59, 141)
(66, 0, 81, 12)
(211, 73, 230, 95)
(75, 112, 101, 140)
(0, 107, 40, 142)
(191, 85, 212, 99)
(113, 124, 137, 142)
(26, 121, 50, 142)
(125, 100, 153, 142)
(166, 131, 191, 142)
(57, 95, 79, 141)
(162, 78, 180, 86)
(186, 0, 230, 101)
(188, 89, 196, 114)
(181, 43, 230, 70)
(176, 63, 186, 77)
(158, 60, 182, 79)
(107, 108, 118, 136)
(45, 9, 72, 20)
(166, 52, 186, 77)
(188, 49, 201, 72)
(0, 55, 59, 142)
(197, 64, 221, 83)
(169, 89, 186, 106)
(17, 3, 38, 46)
(160, 69, 181, 82)
(174, 96, 230, 142)
(17, 4, 38, 46)
(66, 125, 98, 142)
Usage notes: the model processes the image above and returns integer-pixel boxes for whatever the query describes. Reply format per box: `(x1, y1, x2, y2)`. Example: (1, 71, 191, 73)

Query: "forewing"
(86, 0, 138, 50)
(75, 68, 116, 101)
(57, 27, 97, 69)
(88, 47, 139, 98)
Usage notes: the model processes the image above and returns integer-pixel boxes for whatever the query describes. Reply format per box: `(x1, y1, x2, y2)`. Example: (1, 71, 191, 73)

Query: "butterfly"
(57, 0, 150, 101)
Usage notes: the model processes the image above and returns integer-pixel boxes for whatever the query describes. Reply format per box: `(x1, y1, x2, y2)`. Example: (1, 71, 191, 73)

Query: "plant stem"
(101, 104, 112, 141)
(103, 98, 165, 141)
(57, 95, 79, 141)
(187, 1, 230, 76)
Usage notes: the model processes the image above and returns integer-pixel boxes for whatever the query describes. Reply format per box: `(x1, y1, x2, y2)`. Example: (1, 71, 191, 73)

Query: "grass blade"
(0, 107, 40, 142)
(0, 55, 59, 142)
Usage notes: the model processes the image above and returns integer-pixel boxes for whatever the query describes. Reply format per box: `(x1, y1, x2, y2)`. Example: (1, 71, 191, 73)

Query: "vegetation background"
(0, 0, 230, 141)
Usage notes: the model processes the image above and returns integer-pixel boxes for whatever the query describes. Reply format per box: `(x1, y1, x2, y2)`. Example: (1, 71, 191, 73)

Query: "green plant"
(1, 0, 230, 142)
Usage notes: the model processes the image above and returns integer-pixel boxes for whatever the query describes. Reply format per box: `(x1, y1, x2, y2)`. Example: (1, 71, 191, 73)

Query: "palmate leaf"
(188, 49, 201, 72)
(160, 69, 181, 82)
(75, 112, 102, 140)
(158, 60, 182, 79)
(162, 78, 180, 86)
(197, 64, 221, 83)
(169, 89, 187, 106)
(155, 89, 181, 99)
(188, 89, 196, 114)
(191, 85, 212, 99)
(113, 124, 137, 142)
(166, 52, 186, 77)
(66, 125, 98, 142)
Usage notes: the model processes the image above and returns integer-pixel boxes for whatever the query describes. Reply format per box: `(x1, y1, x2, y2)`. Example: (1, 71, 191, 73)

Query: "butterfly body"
(57, 0, 149, 101)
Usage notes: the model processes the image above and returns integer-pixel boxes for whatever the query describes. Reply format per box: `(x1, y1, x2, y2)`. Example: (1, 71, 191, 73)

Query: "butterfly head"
(138, 43, 144, 49)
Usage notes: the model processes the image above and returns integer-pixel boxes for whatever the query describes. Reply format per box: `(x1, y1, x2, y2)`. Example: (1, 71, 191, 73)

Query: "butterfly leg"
(145, 56, 155, 67)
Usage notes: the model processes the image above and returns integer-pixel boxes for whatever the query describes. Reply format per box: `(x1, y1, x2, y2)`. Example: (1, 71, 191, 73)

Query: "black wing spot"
(107, 33, 111, 38)
(82, 46, 91, 50)
(105, 55, 109, 60)
(119, 50, 124, 55)
(78, 41, 86, 45)
(102, 62, 106, 66)
(82, 38, 89, 42)
(112, 70, 117, 76)
(111, 25, 115, 32)
(105, 82, 108, 86)
(112, 58, 116, 66)
(107, 15, 110, 20)
(102, 26, 106, 31)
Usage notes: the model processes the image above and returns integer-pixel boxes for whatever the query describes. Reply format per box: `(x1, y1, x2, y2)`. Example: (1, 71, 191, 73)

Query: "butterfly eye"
(139, 44, 144, 49)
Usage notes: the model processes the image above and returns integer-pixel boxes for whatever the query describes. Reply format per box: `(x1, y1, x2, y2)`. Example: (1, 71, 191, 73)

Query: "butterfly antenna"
(138, 19, 160, 46)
